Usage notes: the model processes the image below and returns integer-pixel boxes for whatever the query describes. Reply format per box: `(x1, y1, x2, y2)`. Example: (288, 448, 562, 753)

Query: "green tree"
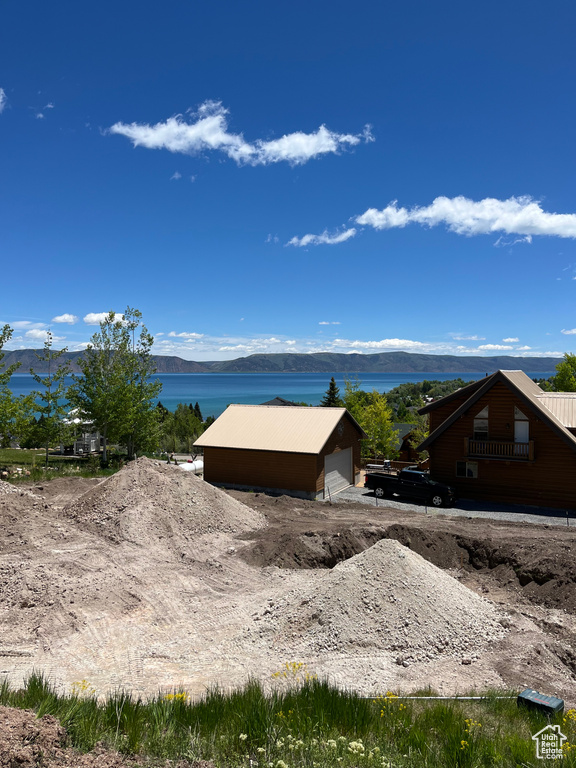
(0, 325, 31, 447)
(29, 331, 71, 466)
(358, 390, 399, 461)
(68, 308, 161, 464)
(554, 353, 576, 392)
(320, 377, 343, 407)
(120, 308, 162, 459)
(408, 411, 430, 462)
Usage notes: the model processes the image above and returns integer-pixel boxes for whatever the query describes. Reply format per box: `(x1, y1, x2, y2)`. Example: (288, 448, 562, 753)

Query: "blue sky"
(2, 0, 576, 361)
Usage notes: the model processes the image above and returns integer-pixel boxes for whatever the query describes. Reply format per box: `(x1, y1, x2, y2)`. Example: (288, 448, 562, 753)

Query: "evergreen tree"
(29, 331, 71, 466)
(193, 401, 203, 421)
(320, 376, 343, 407)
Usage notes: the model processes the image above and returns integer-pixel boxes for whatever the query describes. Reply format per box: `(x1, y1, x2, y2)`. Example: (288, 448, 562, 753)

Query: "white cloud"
(478, 344, 514, 350)
(333, 337, 429, 351)
(52, 313, 79, 324)
(0, 88, 6, 114)
(516, 345, 532, 350)
(109, 101, 371, 167)
(319, 321, 341, 325)
(290, 195, 576, 247)
(25, 329, 65, 343)
(287, 228, 357, 247)
(168, 331, 204, 339)
(451, 334, 486, 341)
(170, 171, 182, 180)
(83, 312, 122, 325)
(561, 328, 576, 335)
(502, 337, 519, 342)
(356, 196, 576, 238)
(35, 112, 44, 120)
(266, 234, 280, 244)
(3, 320, 46, 331)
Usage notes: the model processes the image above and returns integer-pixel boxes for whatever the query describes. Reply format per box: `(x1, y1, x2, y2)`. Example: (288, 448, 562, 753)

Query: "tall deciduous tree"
(0, 325, 30, 447)
(29, 331, 71, 466)
(359, 390, 399, 461)
(67, 308, 162, 464)
(554, 353, 576, 392)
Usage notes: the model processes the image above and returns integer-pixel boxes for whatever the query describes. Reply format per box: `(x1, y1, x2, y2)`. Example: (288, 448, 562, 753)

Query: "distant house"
(417, 370, 576, 509)
(193, 404, 367, 499)
(259, 397, 300, 406)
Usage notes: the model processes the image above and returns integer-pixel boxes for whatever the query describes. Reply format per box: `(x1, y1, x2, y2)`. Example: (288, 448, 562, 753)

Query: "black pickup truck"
(364, 469, 457, 507)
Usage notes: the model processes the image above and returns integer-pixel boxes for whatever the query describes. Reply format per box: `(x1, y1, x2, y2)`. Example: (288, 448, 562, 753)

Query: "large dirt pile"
(253, 539, 509, 664)
(64, 457, 266, 547)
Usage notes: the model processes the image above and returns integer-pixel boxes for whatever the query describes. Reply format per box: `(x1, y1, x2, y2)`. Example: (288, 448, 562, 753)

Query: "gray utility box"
(517, 688, 564, 716)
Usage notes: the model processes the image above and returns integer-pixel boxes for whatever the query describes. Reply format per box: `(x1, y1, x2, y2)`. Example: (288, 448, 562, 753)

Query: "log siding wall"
(428, 381, 576, 509)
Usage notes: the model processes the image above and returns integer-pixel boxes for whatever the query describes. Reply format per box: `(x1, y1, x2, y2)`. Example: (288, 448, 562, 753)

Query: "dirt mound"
(63, 457, 266, 547)
(254, 539, 509, 664)
(0, 705, 139, 767)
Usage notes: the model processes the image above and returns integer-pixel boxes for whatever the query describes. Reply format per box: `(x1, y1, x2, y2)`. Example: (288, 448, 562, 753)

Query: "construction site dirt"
(1, 458, 574, 714)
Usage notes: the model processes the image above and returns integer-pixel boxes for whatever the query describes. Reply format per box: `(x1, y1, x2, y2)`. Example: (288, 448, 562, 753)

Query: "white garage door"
(324, 448, 352, 497)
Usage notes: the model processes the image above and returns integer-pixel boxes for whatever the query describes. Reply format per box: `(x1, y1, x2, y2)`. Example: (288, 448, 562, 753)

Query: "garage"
(324, 448, 352, 496)
(194, 404, 366, 500)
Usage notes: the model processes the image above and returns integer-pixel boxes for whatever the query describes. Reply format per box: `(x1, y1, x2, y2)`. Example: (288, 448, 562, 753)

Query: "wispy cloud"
(287, 228, 356, 247)
(502, 337, 519, 342)
(109, 101, 372, 167)
(450, 334, 486, 341)
(170, 171, 182, 180)
(52, 313, 79, 324)
(288, 195, 576, 246)
(319, 321, 341, 325)
(561, 328, 576, 335)
(0, 88, 6, 114)
(478, 344, 514, 351)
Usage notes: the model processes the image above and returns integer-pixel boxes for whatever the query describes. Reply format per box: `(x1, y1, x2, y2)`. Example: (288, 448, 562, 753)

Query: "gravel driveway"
(334, 483, 575, 528)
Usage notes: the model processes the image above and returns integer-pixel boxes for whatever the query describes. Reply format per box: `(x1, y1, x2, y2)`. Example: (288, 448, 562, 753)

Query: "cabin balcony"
(464, 438, 534, 461)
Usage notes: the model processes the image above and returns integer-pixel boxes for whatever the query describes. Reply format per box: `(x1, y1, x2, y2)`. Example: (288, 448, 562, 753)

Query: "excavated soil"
(1, 459, 576, 763)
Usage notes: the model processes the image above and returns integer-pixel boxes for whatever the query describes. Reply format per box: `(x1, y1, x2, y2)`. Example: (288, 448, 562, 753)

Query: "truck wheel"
(374, 487, 385, 498)
(431, 494, 444, 507)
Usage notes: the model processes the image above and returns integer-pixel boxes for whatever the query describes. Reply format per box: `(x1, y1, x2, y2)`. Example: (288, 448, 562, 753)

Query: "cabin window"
(456, 461, 478, 478)
(473, 405, 489, 441)
(514, 406, 529, 443)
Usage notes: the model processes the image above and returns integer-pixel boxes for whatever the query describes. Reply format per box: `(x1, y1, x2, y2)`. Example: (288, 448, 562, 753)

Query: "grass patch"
(0, 448, 120, 483)
(1, 673, 575, 766)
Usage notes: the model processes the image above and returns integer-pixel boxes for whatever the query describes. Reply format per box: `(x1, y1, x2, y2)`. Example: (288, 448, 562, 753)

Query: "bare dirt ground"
(1, 458, 575, 763)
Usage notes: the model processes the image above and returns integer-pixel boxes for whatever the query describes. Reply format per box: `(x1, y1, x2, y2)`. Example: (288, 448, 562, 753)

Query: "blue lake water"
(9, 371, 555, 419)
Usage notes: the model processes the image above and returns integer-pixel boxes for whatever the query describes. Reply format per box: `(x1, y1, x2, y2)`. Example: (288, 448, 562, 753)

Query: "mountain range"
(3, 350, 561, 375)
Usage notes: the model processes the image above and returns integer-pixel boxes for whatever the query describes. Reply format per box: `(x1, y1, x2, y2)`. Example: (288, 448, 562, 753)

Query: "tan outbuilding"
(193, 404, 367, 499)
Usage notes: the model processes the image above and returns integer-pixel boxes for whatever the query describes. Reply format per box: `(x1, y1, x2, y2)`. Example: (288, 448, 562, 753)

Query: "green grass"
(1, 673, 575, 767)
(0, 448, 120, 483)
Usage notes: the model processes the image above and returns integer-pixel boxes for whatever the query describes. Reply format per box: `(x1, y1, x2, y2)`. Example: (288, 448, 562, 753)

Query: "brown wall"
(203, 446, 318, 492)
(203, 414, 364, 497)
(428, 381, 576, 509)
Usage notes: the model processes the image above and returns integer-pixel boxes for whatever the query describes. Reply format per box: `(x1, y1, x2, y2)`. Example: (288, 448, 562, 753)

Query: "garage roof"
(194, 404, 365, 454)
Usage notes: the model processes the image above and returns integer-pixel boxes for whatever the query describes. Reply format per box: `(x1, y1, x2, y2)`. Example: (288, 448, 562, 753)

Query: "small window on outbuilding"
(473, 406, 489, 441)
(456, 461, 478, 478)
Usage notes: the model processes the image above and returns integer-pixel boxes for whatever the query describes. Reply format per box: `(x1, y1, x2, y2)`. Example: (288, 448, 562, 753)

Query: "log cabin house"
(417, 370, 576, 509)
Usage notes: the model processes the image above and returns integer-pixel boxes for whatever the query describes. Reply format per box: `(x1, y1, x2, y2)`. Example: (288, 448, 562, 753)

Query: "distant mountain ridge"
(3, 349, 561, 374)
